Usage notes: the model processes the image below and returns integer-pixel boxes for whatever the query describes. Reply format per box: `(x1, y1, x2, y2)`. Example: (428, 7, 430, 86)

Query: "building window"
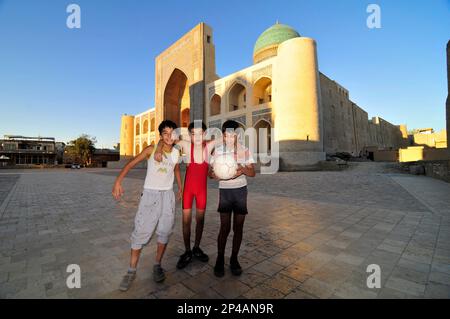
(207, 35, 211, 43)
(150, 118, 155, 132)
(135, 144, 140, 155)
(143, 120, 149, 134)
(136, 123, 140, 135)
(210, 94, 221, 116)
(228, 83, 247, 112)
(252, 77, 272, 106)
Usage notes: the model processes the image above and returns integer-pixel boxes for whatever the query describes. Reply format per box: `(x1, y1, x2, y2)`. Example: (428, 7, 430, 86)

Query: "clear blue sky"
(0, 0, 449, 148)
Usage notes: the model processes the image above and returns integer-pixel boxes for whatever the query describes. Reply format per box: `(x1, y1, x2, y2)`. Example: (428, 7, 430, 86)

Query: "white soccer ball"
(212, 153, 238, 180)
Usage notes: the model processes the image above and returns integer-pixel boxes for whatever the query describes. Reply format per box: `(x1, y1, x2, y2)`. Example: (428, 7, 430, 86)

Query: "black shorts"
(217, 186, 248, 215)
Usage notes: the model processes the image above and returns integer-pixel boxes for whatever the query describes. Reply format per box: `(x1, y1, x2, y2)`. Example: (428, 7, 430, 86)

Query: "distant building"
(63, 147, 119, 167)
(410, 128, 447, 149)
(0, 135, 56, 166)
(91, 149, 120, 167)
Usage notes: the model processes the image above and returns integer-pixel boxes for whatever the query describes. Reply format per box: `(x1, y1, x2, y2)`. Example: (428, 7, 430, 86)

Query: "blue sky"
(0, 0, 449, 148)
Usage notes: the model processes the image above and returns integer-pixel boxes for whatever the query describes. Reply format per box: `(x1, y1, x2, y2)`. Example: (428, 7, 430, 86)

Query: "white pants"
(130, 188, 175, 250)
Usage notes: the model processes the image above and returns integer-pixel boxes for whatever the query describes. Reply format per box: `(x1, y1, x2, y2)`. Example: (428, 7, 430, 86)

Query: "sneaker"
(119, 270, 136, 291)
(176, 250, 193, 269)
(153, 264, 166, 283)
(192, 246, 209, 262)
(230, 258, 243, 276)
(214, 257, 225, 278)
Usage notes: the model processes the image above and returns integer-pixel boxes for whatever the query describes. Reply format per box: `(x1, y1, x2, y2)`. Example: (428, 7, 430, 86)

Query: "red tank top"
(185, 142, 209, 188)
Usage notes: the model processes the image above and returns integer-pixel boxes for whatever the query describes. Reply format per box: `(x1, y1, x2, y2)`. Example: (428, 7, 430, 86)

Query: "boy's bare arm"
(153, 139, 165, 162)
(237, 163, 256, 177)
(206, 139, 222, 155)
(154, 139, 185, 162)
(112, 145, 154, 200)
(174, 163, 183, 201)
(208, 166, 219, 180)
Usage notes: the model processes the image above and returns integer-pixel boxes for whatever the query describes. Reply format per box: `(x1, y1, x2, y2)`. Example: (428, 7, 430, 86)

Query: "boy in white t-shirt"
(209, 120, 256, 277)
(112, 120, 182, 291)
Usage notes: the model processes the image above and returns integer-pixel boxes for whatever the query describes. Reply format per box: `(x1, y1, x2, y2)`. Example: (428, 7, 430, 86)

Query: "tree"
(407, 128, 420, 135)
(65, 134, 97, 166)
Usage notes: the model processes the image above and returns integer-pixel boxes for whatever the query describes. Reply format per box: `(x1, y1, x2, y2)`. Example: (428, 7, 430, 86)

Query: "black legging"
(182, 210, 205, 251)
(217, 213, 246, 261)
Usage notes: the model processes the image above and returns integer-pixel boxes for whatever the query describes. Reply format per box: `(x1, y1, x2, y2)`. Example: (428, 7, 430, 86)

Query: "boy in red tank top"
(155, 121, 216, 269)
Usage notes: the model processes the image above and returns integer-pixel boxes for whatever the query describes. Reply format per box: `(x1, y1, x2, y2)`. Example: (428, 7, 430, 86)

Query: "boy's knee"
(196, 214, 205, 225)
(233, 223, 244, 234)
(130, 233, 149, 250)
(221, 225, 231, 235)
(131, 243, 144, 250)
(156, 228, 173, 244)
(157, 234, 170, 244)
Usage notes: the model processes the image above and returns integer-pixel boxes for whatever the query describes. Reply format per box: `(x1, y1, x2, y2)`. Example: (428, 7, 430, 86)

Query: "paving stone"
(295, 278, 337, 299)
(153, 282, 196, 299)
(211, 279, 251, 299)
(431, 261, 450, 275)
(262, 273, 301, 294)
(284, 288, 317, 299)
(384, 276, 426, 297)
(424, 282, 450, 298)
(333, 282, 378, 299)
(428, 271, 450, 286)
(251, 260, 284, 277)
(389, 266, 429, 285)
(243, 284, 285, 299)
(334, 252, 365, 266)
(191, 288, 224, 299)
(311, 261, 354, 286)
(397, 257, 430, 273)
(237, 268, 270, 288)
(182, 271, 219, 293)
(268, 252, 300, 267)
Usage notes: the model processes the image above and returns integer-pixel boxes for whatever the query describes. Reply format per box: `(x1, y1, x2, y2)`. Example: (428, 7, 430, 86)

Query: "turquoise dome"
(253, 23, 300, 55)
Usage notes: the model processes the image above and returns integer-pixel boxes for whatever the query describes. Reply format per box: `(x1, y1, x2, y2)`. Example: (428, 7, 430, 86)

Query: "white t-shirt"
(214, 144, 255, 189)
(143, 147, 180, 190)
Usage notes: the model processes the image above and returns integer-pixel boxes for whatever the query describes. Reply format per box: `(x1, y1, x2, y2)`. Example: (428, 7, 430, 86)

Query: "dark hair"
(158, 120, 177, 134)
(188, 121, 207, 132)
(222, 120, 240, 133)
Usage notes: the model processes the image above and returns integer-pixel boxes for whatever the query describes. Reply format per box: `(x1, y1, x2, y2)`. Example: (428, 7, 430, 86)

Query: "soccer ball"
(212, 153, 238, 180)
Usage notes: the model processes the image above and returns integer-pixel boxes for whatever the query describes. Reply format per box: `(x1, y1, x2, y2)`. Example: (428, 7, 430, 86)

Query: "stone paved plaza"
(0, 163, 449, 299)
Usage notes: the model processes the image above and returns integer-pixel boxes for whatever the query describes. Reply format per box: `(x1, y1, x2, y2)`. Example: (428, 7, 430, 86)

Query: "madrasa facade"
(119, 22, 409, 169)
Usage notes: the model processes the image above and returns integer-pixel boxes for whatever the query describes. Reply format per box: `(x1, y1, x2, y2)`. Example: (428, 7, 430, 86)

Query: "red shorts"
(183, 186, 207, 210)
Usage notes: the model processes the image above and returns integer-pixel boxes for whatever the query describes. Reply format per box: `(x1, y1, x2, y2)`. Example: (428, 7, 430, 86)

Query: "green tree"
(407, 128, 420, 135)
(65, 134, 97, 166)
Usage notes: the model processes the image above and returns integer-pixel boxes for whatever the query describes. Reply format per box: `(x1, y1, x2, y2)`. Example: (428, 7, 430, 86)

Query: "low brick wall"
(400, 159, 450, 183)
(423, 160, 450, 182)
